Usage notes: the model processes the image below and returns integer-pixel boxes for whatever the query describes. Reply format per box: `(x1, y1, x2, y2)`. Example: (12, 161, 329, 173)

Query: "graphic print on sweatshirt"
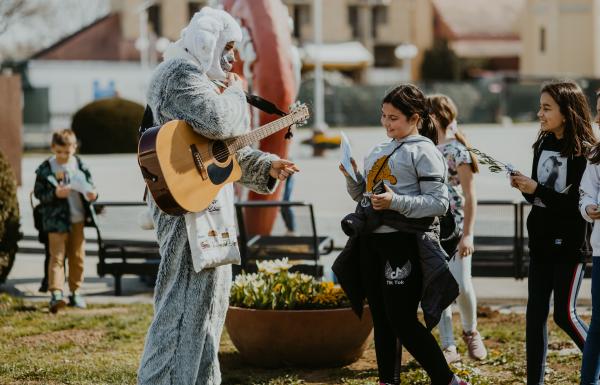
(366, 156, 398, 192)
(385, 260, 412, 285)
(534, 150, 568, 207)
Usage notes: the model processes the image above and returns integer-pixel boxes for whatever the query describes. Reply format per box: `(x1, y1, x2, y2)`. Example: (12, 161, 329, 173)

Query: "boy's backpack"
(30, 191, 47, 243)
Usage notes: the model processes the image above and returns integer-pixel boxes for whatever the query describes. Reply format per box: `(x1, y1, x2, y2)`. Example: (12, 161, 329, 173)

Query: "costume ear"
(182, 14, 222, 73)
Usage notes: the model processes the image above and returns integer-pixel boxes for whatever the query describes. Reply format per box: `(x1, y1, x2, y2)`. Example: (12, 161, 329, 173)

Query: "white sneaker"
(463, 330, 487, 360)
(443, 345, 461, 364)
(449, 375, 471, 385)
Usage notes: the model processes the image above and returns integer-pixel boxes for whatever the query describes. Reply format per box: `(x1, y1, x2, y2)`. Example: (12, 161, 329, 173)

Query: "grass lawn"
(0, 293, 586, 385)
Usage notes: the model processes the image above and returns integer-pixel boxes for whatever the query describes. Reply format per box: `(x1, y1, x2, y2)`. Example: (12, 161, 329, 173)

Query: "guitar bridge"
(190, 144, 208, 180)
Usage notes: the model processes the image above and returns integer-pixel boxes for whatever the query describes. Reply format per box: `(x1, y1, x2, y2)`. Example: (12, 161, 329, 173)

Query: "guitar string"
(197, 114, 295, 159)
(199, 114, 304, 160)
(194, 117, 293, 160)
(166, 113, 304, 162)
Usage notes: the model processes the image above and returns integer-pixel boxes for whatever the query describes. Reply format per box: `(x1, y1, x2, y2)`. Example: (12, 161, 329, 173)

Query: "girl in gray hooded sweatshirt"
(340, 84, 469, 385)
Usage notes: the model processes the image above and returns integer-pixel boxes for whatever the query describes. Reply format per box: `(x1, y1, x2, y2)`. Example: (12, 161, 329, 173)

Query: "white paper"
(559, 184, 572, 194)
(340, 131, 357, 183)
(70, 170, 94, 196)
(46, 175, 59, 187)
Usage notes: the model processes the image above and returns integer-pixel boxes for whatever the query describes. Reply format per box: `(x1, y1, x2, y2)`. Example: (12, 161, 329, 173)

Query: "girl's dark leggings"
(526, 257, 587, 384)
(361, 231, 454, 385)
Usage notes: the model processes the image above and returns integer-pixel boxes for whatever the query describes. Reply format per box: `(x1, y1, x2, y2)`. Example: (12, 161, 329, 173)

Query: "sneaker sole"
(468, 352, 488, 360)
(50, 300, 67, 313)
(446, 356, 462, 364)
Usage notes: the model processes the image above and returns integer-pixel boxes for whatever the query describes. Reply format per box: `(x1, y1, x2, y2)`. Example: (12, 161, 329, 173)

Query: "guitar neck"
(227, 114, 297, 152)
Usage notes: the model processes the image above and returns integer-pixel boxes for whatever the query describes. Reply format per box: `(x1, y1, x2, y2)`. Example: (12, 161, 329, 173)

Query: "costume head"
(164, 7, 242, 80)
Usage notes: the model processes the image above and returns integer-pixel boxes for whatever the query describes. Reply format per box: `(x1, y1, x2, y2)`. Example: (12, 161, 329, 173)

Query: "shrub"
(230, 258, 350, 310)
(421, 39, 461, 81)
(71, 97, 145, 154)
(0, 151, 21, 283)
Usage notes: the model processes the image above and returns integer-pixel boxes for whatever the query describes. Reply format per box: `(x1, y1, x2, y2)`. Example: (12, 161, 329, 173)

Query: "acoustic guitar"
(138, 103, 309, 215)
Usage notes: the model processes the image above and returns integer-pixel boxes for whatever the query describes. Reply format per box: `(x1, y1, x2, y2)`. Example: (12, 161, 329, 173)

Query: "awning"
(300, 41, 373, 70)
(450, 39, 522, 58)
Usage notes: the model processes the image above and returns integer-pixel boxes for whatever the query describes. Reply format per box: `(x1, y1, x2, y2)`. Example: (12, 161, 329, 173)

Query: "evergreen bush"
(0, 151, 21, 283)
(421, 39, 461, 81)
(71, 97, 145, 154)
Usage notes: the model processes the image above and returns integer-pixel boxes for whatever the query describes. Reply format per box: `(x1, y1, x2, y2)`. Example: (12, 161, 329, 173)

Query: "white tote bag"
(184, 184, 240, 272)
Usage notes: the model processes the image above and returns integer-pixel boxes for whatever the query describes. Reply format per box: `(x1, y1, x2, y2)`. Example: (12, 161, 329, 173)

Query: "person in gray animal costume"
(137, 7, 298, 385)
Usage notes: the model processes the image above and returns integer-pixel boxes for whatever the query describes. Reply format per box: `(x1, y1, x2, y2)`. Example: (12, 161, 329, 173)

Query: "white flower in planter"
(256, 258, 292, 274)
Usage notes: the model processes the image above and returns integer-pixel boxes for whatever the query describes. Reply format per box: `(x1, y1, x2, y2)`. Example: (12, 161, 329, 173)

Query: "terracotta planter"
(225, 305, 373, 368)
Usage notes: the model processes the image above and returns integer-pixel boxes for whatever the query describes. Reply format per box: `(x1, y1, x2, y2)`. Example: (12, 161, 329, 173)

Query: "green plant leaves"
(230, 259, 350, 310)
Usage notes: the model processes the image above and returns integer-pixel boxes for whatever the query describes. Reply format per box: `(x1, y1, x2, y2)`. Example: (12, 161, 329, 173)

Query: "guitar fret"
(228, 114, 296, 152)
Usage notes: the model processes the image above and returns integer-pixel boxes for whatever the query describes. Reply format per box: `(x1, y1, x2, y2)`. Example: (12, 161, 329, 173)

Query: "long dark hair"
(382, 84, 438, 144)
(588, 89, 600, 164)
(428, 94, 479, 173)
(533, 81, 596, 158)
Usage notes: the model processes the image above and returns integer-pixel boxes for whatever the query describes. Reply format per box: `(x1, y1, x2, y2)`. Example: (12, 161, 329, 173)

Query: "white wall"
(27, 60, 153, 131)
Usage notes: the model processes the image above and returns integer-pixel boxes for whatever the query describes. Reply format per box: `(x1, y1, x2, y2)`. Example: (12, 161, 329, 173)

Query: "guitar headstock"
(289, 102, 310, 127)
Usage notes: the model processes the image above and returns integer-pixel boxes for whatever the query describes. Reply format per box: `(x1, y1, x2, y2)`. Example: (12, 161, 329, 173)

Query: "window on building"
(348, 6, 360, 39)
(539, 26, 546, 53)
(292, 4, 311, 39)
(188, 1, 207, 20)
(148, 4, 162, 36)
(374, 44, 397, 67)
(371, 5, 388, 38)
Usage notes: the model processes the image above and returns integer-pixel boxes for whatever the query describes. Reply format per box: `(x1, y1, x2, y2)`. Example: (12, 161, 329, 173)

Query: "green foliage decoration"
(467, 147, 515, 174)
(71, 97, 145, 154)
(0, 151, 21, 283)
(230, 258, 350, 310)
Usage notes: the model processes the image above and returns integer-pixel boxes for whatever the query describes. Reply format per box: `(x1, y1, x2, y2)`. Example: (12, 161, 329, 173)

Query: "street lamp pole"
(313, 0, 326, 130)
(136, 0, 154, 72)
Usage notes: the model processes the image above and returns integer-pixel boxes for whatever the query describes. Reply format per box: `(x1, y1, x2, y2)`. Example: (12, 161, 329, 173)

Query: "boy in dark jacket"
(34, 129, 97, 313)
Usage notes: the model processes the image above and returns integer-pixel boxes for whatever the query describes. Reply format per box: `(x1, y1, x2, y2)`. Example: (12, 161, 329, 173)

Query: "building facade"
(110, 0, 210, 42)
(110, 0, 433, 81)
(520, 0, 600, 78)
(283, 0, 433, 81)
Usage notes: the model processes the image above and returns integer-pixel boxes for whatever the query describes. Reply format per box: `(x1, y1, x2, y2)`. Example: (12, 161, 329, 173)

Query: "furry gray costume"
(137, 8, 278, 385)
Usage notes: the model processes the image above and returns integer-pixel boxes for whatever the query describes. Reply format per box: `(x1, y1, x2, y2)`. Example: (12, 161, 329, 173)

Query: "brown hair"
(588, 89, 600, 163)
(51, 129, 77, 147)
(382, 83, 438, 144)
(428, 94, 479, 173)
(534, 81, 595, 158)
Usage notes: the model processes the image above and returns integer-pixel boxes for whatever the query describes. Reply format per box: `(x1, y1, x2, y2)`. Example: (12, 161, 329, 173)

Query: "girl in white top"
(578, 89, 600, 385)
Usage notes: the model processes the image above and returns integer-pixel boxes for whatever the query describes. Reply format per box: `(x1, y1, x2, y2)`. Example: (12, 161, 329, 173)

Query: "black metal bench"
(235, 201, 334, 277)
(92, 202, 160, 295)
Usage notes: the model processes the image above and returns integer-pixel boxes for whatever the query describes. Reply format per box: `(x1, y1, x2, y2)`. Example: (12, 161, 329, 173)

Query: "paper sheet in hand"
(70, 170, 94, 197)
(340, 131, 357, 182)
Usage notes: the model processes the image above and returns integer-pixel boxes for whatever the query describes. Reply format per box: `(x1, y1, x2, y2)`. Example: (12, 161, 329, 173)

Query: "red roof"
(433, 0, 524, 40)
(32, 13, 140, 61)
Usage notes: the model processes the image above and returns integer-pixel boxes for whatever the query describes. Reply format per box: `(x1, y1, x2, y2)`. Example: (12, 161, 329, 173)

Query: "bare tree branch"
(0, 0, 109, 61)
(0, 0, 49, 35)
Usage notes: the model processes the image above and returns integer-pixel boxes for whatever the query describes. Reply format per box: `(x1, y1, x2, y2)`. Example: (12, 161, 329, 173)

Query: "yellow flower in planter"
(230, 258, 351, 310)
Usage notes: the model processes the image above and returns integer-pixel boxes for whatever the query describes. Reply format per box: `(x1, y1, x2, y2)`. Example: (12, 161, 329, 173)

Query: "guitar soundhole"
(212, 141, 230, 163)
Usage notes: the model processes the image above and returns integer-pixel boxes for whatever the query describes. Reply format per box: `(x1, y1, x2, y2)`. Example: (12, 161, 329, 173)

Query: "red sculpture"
(223, 0, 298, 235)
